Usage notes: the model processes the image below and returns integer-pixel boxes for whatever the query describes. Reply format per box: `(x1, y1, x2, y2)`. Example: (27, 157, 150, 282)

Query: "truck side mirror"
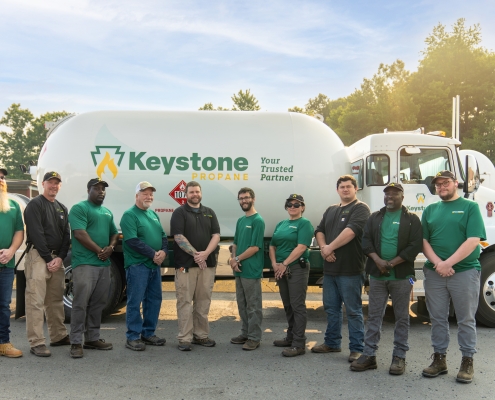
(463, 154, 480, 194)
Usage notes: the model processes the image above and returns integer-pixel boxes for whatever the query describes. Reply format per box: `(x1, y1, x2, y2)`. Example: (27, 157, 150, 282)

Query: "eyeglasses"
(286, 203, 301, 208)
(238, 196, 252, 202)
(434, 180, 453, 189)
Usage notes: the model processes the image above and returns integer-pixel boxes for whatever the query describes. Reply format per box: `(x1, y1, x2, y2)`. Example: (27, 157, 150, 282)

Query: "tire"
(63, 254, 124, 323)
(475, 252, 495, 327)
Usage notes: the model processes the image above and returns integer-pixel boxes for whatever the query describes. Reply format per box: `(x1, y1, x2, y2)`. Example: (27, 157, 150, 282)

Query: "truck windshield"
(400, 148, 451, 192)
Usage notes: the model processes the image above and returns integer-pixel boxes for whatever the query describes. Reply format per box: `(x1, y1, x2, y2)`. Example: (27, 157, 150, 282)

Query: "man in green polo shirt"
(229, 187, 265, 351)
(68, 178, 119, 358)
(421, 170, 485, 384)
(0, 168, 24, 358)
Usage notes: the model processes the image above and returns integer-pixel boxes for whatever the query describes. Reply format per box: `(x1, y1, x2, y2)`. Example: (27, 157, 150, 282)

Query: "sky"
(1, 0, 495, 118)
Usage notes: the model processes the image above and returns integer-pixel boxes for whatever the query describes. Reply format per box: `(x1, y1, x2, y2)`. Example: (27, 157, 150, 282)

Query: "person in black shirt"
(311, 175, 370, 363)
(170, 181, 220, 351)
(24, 172, 71, 357)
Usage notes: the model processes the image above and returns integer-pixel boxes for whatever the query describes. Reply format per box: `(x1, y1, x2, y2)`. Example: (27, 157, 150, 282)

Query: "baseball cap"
(87, 178, 109, 189)
(135, 181, 156, 193)
(383, 182, 404, 192)
(431, 170, 456, 184)
(286, 194, 305, 203)
(0, 168, 7, 176)
(43, 171, 62, 182)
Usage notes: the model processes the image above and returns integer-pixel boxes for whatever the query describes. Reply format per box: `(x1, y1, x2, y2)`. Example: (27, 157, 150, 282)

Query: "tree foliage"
(0, 104, 70, 179)
(199, 89, 260, 111)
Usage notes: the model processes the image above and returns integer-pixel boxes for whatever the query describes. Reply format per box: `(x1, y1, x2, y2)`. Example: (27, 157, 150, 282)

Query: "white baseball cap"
(135, 181, 156, 193)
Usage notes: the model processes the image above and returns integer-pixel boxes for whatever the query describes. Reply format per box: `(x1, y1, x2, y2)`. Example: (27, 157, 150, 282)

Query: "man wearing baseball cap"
(351, 182, 422, 375)
(24, 171, 71, 357)
(120, 181, 168, 351)
(67, 178, 119, 358)
(0, 167, 24, 358)
(421, 170, 485, 383)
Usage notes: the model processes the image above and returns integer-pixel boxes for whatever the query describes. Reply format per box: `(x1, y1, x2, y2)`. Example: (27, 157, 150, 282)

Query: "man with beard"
(120, 181, 168, 351)
(0, 168, 24, 358)
(24, 171, 70, 357)
(351, 183, 422, 375)
(421, 171, 485, 384)
(67, 178, 119, 358)
(229, 188, 265, 351)
(171, 181, 220, 351)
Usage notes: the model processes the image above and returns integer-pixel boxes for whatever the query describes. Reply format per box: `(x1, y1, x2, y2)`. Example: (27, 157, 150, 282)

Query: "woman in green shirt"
(269, 194, 314, 357)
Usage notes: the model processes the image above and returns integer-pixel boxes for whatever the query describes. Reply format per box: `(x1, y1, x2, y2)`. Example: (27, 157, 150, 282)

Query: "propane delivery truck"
(11, 110, 495, 327)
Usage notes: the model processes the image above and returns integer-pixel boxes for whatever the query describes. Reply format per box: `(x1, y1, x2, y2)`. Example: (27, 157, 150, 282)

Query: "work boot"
(456, 356, 474, 384)
(0, 342, 23, 358)
(350, 355, 377, 371)
(83, 339, 113, 350)
(178, 341, 192, 351)
(282, 347, 305, 357)
(141, 335, 166, 346)
(389, 356, 406, 375)
(242, 340, 260, 351)
(348, 352, 361, 362)
(30, 344, 51, 357)
(192, 337, 216, 347)
(50, 335, 70, 347)
(231, 335, 248, 345)
(311, 343, 341, 353)
(70, 344, 83, 359)
(125, 339, 146, 351)
(422, 353, 448, 377)
(273, 337, 292, 347)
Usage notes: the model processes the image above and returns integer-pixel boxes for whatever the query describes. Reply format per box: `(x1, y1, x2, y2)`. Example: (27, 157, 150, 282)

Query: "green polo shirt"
(233, 213, 265, 279)
(69, 200, 118, 268)
(121, 205, 166, 269)
(0, 200, 24, 268)
(270, 217, 313, 266)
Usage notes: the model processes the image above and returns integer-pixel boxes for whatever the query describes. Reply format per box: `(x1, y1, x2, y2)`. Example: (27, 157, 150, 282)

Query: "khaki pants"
(24, 249, 67, 347)
(175, 267, 216, 343)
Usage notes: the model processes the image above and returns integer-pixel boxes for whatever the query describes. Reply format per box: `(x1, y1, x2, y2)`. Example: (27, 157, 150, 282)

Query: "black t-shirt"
(314, 199, 371, 276)
(170, 203, 220, 268)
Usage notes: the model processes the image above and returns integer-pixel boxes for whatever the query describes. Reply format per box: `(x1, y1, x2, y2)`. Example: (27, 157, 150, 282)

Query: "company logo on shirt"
(392, 222, 400, 225)
(452, 211, 464, 214)
(245, 226, 252, 229)
(289, 225, 297, 229)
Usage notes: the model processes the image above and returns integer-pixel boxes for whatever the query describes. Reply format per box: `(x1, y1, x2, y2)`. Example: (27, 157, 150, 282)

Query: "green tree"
(231, 89, 260, 111)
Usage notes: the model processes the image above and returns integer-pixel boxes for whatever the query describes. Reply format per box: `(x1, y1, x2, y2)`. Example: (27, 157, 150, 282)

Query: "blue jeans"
(125, 264, 162, 341)
(0, 268, 15, 344)
(323, 273, 365, 353)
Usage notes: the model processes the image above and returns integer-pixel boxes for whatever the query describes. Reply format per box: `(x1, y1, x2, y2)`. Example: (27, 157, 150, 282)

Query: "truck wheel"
(63, 254, 123, 323)
(476, 252, 495, 327)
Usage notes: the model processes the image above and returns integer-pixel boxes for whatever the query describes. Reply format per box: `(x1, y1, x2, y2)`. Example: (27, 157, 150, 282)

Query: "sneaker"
(311, 343, 341, 353)
(273, 337, 292, 347)
(70, 344, 83, 359)
(389, 356, 406, 375)
(456, 356, 474, 383)
(30, 344, 51, 357)
(282, 347, 305, 357)
(50, 335, 70, 347)
(350, 355, 377, 371)
(125, 339, 146, 351)
(231, 335, 248, 345)
(178, 342, 192, 351)
(83, 339, 113, 350)
(141, 335, 166, 346)
(348, 352, 362, 363)
(242, 340, 260, 351)
(422, 353, 448, 377)
(0, 342, 23, 358)
(192, 337, 216, 347)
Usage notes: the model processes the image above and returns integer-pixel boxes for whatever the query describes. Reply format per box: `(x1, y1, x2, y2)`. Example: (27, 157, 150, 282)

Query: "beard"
(0, 182, 10, 213)
(439, 189, 456, 201)
(241, 202, 253, 212)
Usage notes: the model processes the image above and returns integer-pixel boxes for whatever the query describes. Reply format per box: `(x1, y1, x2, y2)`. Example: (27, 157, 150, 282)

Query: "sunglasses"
(286, 203, 302, 208)
(0, 176, 5, 180)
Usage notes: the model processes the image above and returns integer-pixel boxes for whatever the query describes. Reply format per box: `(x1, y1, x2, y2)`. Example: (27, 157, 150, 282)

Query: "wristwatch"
(235, 256, 240, 262)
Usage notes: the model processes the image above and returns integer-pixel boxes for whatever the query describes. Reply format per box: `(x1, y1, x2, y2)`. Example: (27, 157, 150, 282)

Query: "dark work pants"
(277, 264, 310, 348)
(70, 265, 110, 344)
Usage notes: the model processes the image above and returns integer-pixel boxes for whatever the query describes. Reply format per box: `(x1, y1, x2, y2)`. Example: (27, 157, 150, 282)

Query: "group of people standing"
(0, 168, 485, 384)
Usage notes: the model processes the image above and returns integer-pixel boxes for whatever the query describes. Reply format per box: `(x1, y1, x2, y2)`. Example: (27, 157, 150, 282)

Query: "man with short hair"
(24, 171, 71, 357)
(312, 175, 371, 362)
(171, 181, 220, 351)
(230, 187, 265, 351)
(68, 178, 119, 358)
(421, 170, 485, 384)
(351, 183, 422, 375)
(0, 168, 24, 358)
(120, 181, 168, 351)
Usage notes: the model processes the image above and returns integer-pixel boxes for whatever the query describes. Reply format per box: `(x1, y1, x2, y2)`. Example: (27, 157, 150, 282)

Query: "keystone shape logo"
(91, 146, 125, 179)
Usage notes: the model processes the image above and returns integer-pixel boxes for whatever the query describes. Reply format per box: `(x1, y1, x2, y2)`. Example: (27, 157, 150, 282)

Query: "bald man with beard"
(0, 168, 24, 358)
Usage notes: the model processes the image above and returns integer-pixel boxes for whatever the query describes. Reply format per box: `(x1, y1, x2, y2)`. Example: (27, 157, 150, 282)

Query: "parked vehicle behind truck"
(17, 111, 495, 327)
